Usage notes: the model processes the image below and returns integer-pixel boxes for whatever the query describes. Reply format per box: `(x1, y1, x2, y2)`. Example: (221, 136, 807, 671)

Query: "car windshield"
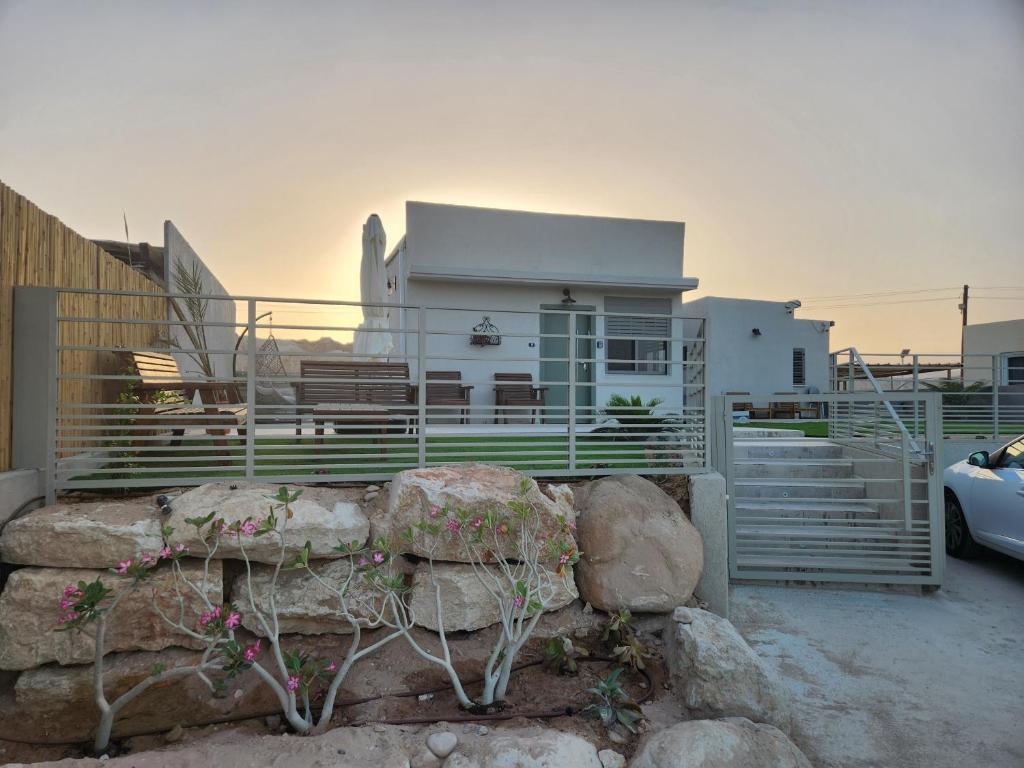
(998, 440, 1024, 469)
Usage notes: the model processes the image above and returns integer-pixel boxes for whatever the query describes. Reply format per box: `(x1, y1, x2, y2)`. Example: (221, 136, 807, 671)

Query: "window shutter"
(605, 297, 671, 338)
(793, 348, 806, 386)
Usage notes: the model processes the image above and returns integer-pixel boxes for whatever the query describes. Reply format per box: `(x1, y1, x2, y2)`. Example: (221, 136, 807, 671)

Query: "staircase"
(730, 436, 931, 578)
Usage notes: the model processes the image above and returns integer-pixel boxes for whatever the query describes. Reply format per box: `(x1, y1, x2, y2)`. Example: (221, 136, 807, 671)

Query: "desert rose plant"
(58, 487, 401, 751)
(367, 479, 581, 710)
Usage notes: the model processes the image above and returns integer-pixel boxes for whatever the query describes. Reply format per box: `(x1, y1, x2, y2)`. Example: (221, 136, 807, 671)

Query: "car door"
(971, 439, 1024, 555)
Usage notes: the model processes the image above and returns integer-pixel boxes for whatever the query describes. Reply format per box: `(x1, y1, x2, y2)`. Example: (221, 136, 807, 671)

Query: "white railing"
(830, 348, 1024, 440)
(28, 288, 708, 496)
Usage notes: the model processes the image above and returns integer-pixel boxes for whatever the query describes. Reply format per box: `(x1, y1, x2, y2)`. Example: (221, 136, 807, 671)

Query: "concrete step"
(735, 499, 881, 521)
(734, 439, 843, 460)
(734, 478, 867, 500)
(734, 459, 855, 480)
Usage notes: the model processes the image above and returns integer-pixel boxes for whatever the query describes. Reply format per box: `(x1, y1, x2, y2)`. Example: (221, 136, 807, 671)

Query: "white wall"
(398, 280, 693, 417)
(163, 221, 237, 380)
(686, 297, 831, 401)
(963, 319, 1024, 385)
(404, 201, 687, 280)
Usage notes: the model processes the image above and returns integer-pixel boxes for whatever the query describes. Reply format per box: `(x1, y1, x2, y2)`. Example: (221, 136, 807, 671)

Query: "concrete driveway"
(730, 553, 1024, 768)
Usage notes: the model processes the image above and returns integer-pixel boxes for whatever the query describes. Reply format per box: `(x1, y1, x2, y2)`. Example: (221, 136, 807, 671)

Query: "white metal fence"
(714, 391, 944, 586)
(831, 348, 1024, 439)
(44, 288, 708, 496)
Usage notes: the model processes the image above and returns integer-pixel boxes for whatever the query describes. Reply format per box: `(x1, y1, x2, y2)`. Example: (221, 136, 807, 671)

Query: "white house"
(683, 296, 833, 400)
(385, 202, 701, 420)
(963, 319, 1024, 387)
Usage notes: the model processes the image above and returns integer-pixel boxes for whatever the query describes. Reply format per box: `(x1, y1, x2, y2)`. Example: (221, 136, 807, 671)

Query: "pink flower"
(471, 516, 484, 530)
(115, 559, 132, 575)
(559, 553, 571, 566)
(286, 675, 300, 691)
(429, 504, 442, 519)
(174, 543, 188, 554)
(239, 519, 258, 537)
(139, 552, 155, 566)
(568, 520, 577, 532)
(243, 640, 262, 662)
(57, 611, 79, 624)
(224, 611, 242, 629)
(357, 556, 369, 567)
(445, 518, 461, 534)
(372, 551, 385, 565)
(63, 584, 79, 598)
(513, 594, 525, 608)
(159, 546, 172, 559)
(326, 661, 337, 672)
(59, 597, 74, 610)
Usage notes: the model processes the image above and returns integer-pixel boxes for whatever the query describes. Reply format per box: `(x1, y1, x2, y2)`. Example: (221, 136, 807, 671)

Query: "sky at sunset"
(1, 0, 1022, 352)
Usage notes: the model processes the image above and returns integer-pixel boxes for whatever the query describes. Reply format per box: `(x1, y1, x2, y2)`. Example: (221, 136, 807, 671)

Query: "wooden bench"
(294, 361, 416, 435)
(118, 351, 247, 456)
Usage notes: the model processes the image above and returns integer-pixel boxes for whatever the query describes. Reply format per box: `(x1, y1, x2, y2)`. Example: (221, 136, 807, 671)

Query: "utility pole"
(958, 284, 969, 383)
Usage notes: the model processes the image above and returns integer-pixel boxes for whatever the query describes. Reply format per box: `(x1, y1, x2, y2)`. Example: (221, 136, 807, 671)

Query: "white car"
(943, 436, 1024, 560)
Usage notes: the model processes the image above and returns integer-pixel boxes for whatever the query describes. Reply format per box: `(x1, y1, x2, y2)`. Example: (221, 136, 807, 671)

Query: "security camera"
(784, 300, 802, 315)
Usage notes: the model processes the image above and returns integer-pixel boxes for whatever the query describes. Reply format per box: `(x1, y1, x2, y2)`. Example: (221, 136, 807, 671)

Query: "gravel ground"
(731, 552, 1024, 768)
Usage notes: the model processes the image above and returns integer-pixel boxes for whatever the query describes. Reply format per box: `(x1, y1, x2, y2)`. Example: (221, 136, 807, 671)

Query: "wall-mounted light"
(752, 328, 762, 337)
(561, 288, 576, 305)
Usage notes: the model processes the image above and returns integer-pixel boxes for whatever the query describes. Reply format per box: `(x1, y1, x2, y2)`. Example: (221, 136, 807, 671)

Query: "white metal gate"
(713, 392, 944, 587)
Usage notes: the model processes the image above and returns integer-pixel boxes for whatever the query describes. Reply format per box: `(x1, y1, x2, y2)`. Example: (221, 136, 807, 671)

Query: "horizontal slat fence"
(0, 181, 167, 470)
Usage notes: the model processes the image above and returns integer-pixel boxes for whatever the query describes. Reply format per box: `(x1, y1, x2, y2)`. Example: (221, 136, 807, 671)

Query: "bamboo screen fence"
(0, 181, 167, 470)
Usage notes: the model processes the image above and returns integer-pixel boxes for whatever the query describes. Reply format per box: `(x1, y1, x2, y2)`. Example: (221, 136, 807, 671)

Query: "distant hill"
(236, 336, 353, 376)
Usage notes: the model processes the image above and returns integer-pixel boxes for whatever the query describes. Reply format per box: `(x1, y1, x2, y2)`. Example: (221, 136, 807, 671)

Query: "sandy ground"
(731, 552, 1024, 768)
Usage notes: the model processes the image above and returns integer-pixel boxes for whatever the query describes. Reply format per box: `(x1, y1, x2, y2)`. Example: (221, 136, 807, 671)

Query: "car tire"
(945, 492, 981, 558)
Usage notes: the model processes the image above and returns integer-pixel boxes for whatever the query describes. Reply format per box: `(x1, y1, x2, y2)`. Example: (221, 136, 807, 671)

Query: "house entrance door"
(540, 305, 595, 424)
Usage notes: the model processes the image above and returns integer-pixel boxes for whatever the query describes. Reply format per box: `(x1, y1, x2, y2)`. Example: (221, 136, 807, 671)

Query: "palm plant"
(167, 259, 215, 379)
(596, 395, 681, 439)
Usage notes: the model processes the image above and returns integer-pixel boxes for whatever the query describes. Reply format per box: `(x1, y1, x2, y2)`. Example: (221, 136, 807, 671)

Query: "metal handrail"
(831, 347, 922, 454)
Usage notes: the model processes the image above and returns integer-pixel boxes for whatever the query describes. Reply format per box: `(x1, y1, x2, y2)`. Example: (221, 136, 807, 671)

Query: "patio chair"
(424, 371, 473, 424)
(770, 392, 798, 420)
(494, 373, 547, 424)
(725, 391, 753, 412)
(118, 351, 247, 456)
(294, 360, 416, 435)
(797, 401, 821, 419)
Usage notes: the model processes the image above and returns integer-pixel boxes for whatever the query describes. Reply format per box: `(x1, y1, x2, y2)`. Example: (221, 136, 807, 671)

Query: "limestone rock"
(0, 500, 162, 568)
(378, 464, 575, 563)
(598, 749, 626, 768)
(3, 646, 276, 743)
(0, 562, 222, 670)
(575, 475, 702, 612)
(664, 608, 792, 731)
(445, 728, 603, 767)
(230, 560, 384, 636)
(409, 561, 577, 632)
(426, 730, 458, 758)
(631, 718, 812, 768)
(165, 482, 368, 564)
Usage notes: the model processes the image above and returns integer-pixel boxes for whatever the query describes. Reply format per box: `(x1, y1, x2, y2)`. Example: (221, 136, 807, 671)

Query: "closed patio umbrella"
(353, 214, 393, 359)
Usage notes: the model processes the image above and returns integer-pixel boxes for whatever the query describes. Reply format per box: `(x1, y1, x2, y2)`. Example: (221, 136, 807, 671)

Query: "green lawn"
(75, 432, 673, 486)
(747, 421, 828, 437)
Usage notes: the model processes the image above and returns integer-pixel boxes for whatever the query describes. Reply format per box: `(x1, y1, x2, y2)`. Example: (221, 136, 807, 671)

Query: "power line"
(799, 286, 959, 302)
(800, 295, 960, 310)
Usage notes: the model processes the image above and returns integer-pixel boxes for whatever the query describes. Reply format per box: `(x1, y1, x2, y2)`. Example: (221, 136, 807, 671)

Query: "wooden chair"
(770, 392, 798, 420)
(797, 401, 821, 419)
(725, 391, 753, 412)
(425, 371, 473, 424)
(493, 373, 547, 424)
(118, 351, 247, 456)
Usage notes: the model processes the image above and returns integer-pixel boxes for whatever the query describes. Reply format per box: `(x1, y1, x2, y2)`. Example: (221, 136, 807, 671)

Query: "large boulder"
(378, 465, 575, 563)
(165, 483, 368, 564)
(445, 728, 603, 767)
(0, 562, 222, 670)
(230, 560, 384, 635)
(664, 607, 792, 731)
(4, 647, 274, 743)
(631, 718, 812, 768)
(0, 499, 162, 568)
(574, 475, 702, 612)
(408, 561, 578, 632)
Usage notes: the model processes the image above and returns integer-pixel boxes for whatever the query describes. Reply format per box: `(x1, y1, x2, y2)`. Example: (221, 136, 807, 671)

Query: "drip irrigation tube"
(0, 657, 651, 748)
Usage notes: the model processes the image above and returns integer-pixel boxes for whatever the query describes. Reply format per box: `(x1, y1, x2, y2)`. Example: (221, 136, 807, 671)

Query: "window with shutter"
(792, 348, 806, 387)
(605, 297, 671, 375)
